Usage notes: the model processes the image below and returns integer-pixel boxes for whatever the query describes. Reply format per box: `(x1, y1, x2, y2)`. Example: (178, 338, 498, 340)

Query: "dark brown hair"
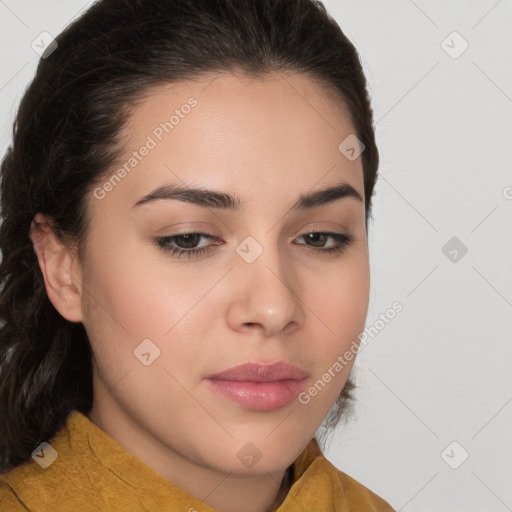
(0, 0, 379, 472)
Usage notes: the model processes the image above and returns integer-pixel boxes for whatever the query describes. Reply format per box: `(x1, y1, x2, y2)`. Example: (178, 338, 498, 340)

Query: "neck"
(269, 465, 293, 510)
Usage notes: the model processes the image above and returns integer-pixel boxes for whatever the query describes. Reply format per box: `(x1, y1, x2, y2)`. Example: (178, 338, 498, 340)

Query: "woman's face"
(75, 71, 370, 478)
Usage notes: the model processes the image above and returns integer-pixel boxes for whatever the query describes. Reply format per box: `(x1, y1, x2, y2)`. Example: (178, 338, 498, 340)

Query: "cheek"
(78, 240, 214, 398)
(311, 255, 370, 334)
(80, 231, 224, 356)
(304, 254, 370, 384)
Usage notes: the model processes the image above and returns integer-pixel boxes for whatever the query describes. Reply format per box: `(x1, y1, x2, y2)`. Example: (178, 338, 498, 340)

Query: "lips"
(205, 361, 309, 382)
(204, 361, 309, 411)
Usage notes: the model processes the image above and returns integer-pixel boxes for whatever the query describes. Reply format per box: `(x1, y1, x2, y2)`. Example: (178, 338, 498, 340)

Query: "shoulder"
(337, 468, 395, 511)
(0, 461, 69, 511)
(323, 457, 396, 511)
(291, 437, 396, 511)
(0, 461, 93, 512)
(0, 478, 28, 512)
(0, 411, 106, 511)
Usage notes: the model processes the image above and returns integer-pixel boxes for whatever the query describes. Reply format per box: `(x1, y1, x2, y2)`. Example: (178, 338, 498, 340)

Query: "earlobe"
(29, 213, 84, 323)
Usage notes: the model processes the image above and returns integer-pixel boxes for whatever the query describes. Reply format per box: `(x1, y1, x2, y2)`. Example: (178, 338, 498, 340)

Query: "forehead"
(123, 70, 355, 145)
(90, 70, 365, 215)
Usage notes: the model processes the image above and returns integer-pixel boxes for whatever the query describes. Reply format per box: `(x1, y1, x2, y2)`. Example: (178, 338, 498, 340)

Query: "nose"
(226, 241, 306, 338)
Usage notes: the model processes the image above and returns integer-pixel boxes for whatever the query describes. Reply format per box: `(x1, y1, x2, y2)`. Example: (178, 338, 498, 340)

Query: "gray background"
(1, 1, 511, 511)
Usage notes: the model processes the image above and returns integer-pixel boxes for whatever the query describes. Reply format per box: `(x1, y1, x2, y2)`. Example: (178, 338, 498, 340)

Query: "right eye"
(153, 231, 221, 259)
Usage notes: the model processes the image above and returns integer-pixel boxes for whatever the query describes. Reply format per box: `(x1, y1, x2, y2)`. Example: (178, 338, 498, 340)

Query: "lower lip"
(205, 378, 306, 411)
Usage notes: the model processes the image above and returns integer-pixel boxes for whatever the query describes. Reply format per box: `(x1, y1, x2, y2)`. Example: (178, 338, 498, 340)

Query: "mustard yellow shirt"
(0, 410, 395, 511)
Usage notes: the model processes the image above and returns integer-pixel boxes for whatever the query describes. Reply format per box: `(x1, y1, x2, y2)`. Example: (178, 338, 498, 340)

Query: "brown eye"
(296, 231, 354, 254)
(154, 232, 219, 259)
(173, 233, 202, 249)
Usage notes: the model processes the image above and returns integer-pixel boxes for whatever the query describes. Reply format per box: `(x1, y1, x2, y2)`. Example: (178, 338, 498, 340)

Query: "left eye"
(153, 231, 354, 259)
(295, 231, 355, 256)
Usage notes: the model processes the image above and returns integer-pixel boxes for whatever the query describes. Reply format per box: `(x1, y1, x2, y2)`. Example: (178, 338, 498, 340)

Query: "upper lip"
(206, 361, 309, 382)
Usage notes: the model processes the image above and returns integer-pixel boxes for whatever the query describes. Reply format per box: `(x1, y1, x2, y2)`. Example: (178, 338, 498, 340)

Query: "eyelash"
(153, 230, 354, 260)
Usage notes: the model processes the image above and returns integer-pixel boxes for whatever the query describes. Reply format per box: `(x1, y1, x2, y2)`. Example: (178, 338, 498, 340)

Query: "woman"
(0, 0, 395, 510)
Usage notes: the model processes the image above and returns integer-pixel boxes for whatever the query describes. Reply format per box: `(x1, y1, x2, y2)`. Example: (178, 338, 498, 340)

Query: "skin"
(30, 71, 370, 512)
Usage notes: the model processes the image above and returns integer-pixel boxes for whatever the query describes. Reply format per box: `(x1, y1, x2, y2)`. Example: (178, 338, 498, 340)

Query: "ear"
(29, 213, 83, 323)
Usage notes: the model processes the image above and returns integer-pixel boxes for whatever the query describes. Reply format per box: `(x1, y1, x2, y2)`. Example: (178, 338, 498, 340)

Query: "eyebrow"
(131, 181, 363, 213)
